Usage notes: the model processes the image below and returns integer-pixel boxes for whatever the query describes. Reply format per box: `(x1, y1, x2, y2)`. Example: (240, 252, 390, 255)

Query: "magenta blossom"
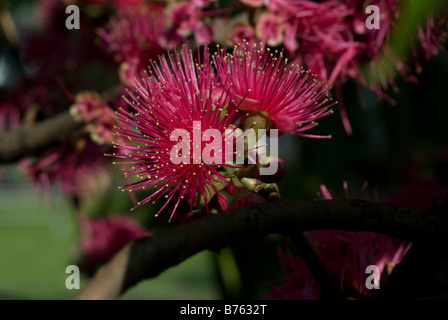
(168, 2, 200, 37)
(165, 1, 213, 47)
(228, 24, 256, 46)
(97, 4, 166, 85)
(89, 108, 120, 145)
(0, 80, 53, 132)
(70, 91, 109, 123)
(21, 139, 110, 199)
(255, 12, 285, 47)
(215, 42, 333, 138)
(77, 214, 150, 274)
(113, 46, 243, 221)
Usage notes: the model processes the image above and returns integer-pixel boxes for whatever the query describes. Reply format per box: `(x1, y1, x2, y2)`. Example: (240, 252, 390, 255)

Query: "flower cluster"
(97, 4, 166, 85)
(249, 0, 446, 88)
(113, 43, 333, 220)
(232, 0, 447, 133)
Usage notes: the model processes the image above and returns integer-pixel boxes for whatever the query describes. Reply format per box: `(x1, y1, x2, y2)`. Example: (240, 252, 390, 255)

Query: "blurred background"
(1, 0, 448, 299)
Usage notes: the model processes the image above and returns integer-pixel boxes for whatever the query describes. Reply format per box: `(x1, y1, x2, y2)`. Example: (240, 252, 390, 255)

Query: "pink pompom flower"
(97, 5, 166, 85)
(112, 46, 244, 221)
(77, 214, 150, 274)
(215, 42, 334, 138)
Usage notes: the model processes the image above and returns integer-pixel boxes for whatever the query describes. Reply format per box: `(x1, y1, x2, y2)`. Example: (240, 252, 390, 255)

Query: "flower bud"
(256, 157, 286, 183)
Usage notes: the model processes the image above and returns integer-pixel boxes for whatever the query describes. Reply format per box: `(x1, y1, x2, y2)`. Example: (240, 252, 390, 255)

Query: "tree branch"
(72, 197, 448, 300)
(0, 111, 84, 163)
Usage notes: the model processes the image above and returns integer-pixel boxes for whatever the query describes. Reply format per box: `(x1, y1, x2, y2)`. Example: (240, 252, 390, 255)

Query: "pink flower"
(264, 246, 321, 300)
(77, 214, 150, 274)
(113, 46, 243, 221)
(228, 24, 256, 46)
(97, 5, 166, 84)
(0, 80, 52, 132)
(283, 22, 299, 53)
(168, 2, 200, 37)
(268, 0, 360, 84)
(164, 1, 214, 47)
(412, 14, 448, 72)
(21, 140, 110, 199)
(158, 28, 182, 51)
(255, 12, 285, 47)
(89, 108, 120, 145)
(191, 0, 212, 8)
(215, 42, 333, 137)
(70, 91, 109, 123)
(193, 21, 213, 44)
(118, 57, 140, 87)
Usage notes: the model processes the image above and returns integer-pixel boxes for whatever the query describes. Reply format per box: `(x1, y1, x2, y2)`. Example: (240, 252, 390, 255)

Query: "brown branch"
(72, 197, 448, 300)
(0, 4, 20, 54)
(0, 111, 84, 163)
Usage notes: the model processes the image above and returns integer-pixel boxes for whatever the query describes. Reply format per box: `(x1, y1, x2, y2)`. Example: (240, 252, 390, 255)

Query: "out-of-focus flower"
(193, 21, 213, 44)
(21, 139, 110, 199)
(0, 80, 50, 132)
(89, 108, 120, 145)
(228, 24, 256, 46)
(97, 5, 166, 85)
(283, 23, 299, 53)
(255, 12, 285, 47)
(77, 214, 150, 274)
(267, 0, 359, 85)
(265, 246, 321, 300)
(168, 2, 200, 37)
(261, 0, 447, 133)
(164, 1, 214, 47)
(70, 91, 109, 123)
(412, 15, 448, 72)
(215, 42, 333, 137)
(158, 28, 182, 51)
